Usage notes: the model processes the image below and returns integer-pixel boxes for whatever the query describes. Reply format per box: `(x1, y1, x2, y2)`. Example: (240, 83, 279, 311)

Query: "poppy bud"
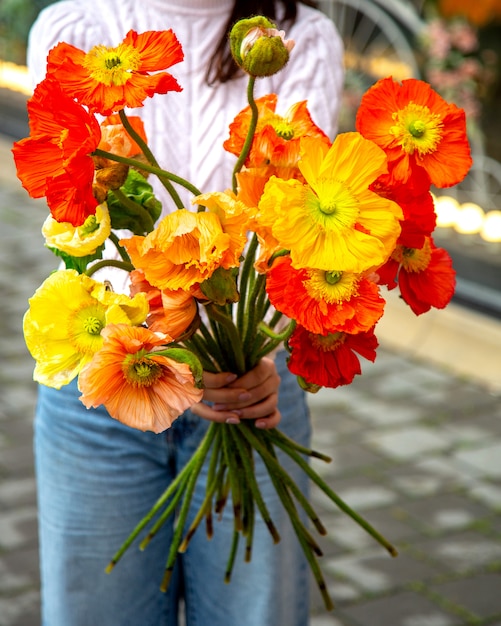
(229, 16, 295, 77)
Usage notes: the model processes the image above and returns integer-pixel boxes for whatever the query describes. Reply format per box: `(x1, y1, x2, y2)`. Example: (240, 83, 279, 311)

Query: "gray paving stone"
(434, 573, 501, 620)
(325, 549, 446, 594)
(401, 493, 491, 533)
(310, 615, 347, 626)
(454, 442, 501, 479)
(0, 591, 41, 626)
(469, 481, 501, 510)
(365, 426, 451, 461)
(317, 506, 419, 552)
(342, 397, 423, 426)
(413, 530, 501, 572)
(340, 591, 461, 626)
(312, 479, 398, 514)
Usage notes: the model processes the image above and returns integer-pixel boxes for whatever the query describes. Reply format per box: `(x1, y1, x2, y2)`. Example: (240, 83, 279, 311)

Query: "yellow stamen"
(84, 43, 141, 86)
(310, 183, 359, 229)
(70, 304, 106, 354)
(270, 117, 294, 140)
(83, 316, 103, 335)
(310, 331, 345, 352)
(78, 215, 100, 237)
(390, 102, 443, 156)
(392, 239, 432, 272)
(123, 355, 163, 387)
(305, 270, 360, 304)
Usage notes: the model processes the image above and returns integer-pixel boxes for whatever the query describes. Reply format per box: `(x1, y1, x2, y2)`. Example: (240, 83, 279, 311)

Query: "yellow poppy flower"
(23, 269, 148, 389)
(42, 203, 111, 257)
(258, 133, 403, 273)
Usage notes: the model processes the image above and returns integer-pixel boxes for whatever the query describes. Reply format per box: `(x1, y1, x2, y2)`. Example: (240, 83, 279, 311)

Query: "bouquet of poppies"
(12, 17, 472, 610)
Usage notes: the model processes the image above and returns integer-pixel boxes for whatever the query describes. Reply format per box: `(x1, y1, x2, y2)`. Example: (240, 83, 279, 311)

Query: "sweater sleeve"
(264, 6, 345, 140)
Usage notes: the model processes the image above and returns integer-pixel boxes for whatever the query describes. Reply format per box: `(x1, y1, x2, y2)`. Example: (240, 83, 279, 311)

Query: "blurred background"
(1, 1, 500, 625)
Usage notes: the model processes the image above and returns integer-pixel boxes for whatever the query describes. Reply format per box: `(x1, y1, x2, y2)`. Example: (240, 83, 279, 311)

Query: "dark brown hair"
(206, 0, 317, 85)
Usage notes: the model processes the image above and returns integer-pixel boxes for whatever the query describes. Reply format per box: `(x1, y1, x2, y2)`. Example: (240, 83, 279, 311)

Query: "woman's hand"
(190, 357, 281, 429)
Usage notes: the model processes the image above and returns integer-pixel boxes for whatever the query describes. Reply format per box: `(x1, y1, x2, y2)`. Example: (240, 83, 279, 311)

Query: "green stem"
(242, 273, 266, 361)
(266, 428, 332, 463)
(118, 110, 185, 210)
(271, 436, 399, 558)
(222, 425, 243, 532)
(232, 75, 257, 193)
(105, 450, 200, 573)
(108, 231, 131, 263)
(239, 426, 325, 536)
(92, 148, 202, 201)
(229, 427, 280, 543)
(178, 429, 223, 552)
(224, 530, 240, 584)
(205, 305, 246, 375)
(237, 233, 259, 339)
(160, 423, 218, 592)
(85, 258, 134, 277)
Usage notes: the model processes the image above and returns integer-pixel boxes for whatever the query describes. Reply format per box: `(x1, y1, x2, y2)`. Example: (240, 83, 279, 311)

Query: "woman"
(28, 1, 344, 624)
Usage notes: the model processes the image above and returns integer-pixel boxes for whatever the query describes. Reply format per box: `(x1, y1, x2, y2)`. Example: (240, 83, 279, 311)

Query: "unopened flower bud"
(230, 16, 294, 77)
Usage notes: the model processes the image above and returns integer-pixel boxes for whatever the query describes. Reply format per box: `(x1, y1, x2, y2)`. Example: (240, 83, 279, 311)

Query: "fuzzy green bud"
(229, 16, 295, 77)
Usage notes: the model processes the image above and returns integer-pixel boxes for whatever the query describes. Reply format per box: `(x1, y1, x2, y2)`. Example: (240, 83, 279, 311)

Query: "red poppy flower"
(287, 325, 379, 388)
(266, 256, 385, 335)
(371, 180, 437, 249)
(377, 237, 456, 315)
(356, 77, 472, 188)
(46, 29, 183, 116)
(12, 78, 100, 226)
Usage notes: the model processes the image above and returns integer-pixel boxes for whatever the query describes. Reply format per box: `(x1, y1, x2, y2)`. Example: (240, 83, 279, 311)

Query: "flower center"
(124, 355, 163, 387)
(83, 316, 103, 335)
(310, 182, 360, 230)
(270, 117, 294, 140)
(78, 214, 100, 237)
(305, 270, 359, 304)
(84, 43, 141, 86)
(392, 238, 432, 272)
(309, 331, 345, 352)
(390, 102, 443, 156)
(70, 303, 106, 354)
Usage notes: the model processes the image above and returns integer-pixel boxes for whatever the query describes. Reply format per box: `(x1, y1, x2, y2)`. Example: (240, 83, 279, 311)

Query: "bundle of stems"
(98, 76, 397, 612)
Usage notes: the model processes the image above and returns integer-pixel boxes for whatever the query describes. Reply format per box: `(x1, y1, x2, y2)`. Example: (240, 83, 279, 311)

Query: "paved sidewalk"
(1, 132, 501, 626)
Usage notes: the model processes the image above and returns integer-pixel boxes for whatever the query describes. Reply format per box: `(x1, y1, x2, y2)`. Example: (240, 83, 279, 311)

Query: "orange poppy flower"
(78, 324, 203, 433)
(12, 78, 100, 226)
(122, 205, 246, 291)
(356, 77, 472, 188)
(377, 237, 456, 315)
(46, 29, 183, 116)
(224, 94, 330, 169)
(267, 256, 385, 335)
(129, 269, 200, 339)
(287, 325, 378, 389)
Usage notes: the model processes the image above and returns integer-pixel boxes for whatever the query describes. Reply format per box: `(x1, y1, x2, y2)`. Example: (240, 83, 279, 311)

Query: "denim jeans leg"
(35, 381, 181, 626)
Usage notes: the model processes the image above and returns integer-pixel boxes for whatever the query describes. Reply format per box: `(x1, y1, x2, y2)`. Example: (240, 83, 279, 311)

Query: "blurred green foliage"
(0, 0, 58, 64)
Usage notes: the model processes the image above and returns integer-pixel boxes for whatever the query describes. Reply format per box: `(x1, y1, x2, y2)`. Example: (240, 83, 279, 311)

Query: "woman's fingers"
(190, 400, 281, 428)
(194, 358, 282, 426)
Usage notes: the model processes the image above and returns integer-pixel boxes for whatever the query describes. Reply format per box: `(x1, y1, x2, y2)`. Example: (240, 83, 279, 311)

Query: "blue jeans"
(35, 352, 312, 626)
